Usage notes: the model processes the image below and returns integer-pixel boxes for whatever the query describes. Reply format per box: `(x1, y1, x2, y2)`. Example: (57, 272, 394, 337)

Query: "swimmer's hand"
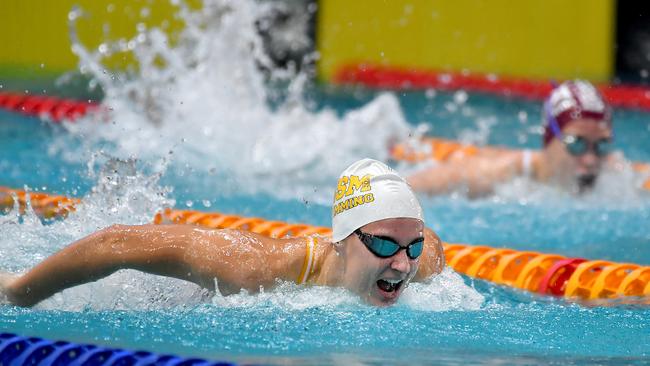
(0, 272, 19, 305)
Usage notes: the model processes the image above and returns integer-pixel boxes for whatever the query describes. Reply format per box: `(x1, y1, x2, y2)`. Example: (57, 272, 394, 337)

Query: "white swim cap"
(331, 158, 424, 242)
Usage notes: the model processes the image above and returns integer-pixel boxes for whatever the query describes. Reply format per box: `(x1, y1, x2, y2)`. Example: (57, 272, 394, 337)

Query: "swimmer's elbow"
(407, 173, 439, 195)
(91, 224, 130, 246)
(0, 273, 29, 307)
(79, 224, 163, 272)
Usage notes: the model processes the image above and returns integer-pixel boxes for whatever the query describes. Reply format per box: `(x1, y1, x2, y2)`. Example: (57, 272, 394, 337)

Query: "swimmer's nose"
(390, 249, 412, 273)
(579, 151, 600, 171)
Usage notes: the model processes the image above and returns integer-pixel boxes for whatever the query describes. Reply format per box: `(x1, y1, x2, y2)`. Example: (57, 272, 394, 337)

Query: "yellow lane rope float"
(391, 137, 650, 191)
(0, 186, 648, 301)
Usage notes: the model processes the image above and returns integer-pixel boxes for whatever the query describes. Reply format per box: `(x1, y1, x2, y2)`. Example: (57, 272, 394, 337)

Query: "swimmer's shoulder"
(264, 234, 334, 285)
(415, 228, 445, 280)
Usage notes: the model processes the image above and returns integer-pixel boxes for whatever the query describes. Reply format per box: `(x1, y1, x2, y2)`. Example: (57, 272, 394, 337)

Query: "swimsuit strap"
(521, 149, 532, 178)
(297, 236, 316, 285)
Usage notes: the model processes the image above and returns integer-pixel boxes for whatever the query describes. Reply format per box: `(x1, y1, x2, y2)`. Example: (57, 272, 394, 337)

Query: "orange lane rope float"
(391, 137, 650, 190)
(0, 186, 648, 301)
(0, 186, 79, 218)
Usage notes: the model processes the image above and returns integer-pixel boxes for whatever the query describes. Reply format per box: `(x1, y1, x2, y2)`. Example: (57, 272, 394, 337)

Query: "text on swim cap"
(333, 174, 375, 216)
(334, 174, 371, 201)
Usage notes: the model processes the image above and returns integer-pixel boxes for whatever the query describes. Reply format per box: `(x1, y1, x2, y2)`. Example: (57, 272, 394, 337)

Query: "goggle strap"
(545, 100, 564, 139)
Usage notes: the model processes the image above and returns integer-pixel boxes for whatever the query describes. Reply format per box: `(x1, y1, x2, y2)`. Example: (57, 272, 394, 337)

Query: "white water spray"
(61, 0, 413, 204)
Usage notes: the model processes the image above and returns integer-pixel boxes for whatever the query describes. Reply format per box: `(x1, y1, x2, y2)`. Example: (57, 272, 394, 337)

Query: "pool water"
(1, 1, 650, 364)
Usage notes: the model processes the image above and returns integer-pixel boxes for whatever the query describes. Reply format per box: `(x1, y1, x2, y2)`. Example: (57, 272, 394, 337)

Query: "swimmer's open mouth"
(577, 174, 597, 191)
(377, 279, 404, 293)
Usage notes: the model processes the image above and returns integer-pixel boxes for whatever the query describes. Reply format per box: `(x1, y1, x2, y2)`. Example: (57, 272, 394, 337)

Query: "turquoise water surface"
(1, 85, 649, 365)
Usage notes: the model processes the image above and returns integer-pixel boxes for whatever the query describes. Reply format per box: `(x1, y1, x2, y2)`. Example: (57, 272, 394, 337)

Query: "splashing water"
(0, 158, 196, 311)
(490, 153, 650, 208)
(59, 0, 413, 204)
(53, 0, 650, 210)
(211, 268, 483, 312)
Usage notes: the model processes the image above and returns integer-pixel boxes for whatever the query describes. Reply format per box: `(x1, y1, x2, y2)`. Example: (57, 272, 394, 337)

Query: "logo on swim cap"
(332, 174, 375, 216)
(331, 158, 423, 242)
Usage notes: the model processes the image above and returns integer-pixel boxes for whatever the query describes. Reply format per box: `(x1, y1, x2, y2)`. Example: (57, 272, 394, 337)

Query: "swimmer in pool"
(407, 80, 621, 196)
(0, 159, 445, 307)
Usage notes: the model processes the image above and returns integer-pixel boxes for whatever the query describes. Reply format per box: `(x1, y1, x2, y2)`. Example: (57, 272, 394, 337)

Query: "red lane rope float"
(537, 258, 587, 296)
(0, 92, 98, 123)
(334, 63, 650, 111)
(1, 186, 648, 302)
(391, 137, 650, 191)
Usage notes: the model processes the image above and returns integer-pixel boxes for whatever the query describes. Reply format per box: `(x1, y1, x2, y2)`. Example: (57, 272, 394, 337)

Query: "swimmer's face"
(545, 118, 612, 191)
(339, 217, 423, 306)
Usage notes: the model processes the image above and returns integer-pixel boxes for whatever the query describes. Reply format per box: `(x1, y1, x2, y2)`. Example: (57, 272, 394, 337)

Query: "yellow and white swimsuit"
(296, 236, 318, 285)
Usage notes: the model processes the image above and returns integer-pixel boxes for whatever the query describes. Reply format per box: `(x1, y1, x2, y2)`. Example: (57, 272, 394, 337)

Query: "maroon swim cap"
(543, 80, 611, 146)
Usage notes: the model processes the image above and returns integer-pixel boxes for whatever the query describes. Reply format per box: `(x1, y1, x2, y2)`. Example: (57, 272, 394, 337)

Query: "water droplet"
(185, 200, 193, 208)
(453, 91, 468, 105)
(518, 111, 528, 122)
(202, 200, 212, 208)
(438, 74, 452, 84)
(68, 8, 80, 21)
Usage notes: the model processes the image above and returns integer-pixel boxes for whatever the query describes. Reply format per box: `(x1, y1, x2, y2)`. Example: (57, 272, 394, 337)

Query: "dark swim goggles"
(561, 135, 612, 157)
(354, 229, 424, 259)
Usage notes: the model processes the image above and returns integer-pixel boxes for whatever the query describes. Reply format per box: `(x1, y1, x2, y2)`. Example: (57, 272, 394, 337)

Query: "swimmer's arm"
(1, 224, 299, 307)
(407, 152, 524, 197)
(413, 228, 445, 281)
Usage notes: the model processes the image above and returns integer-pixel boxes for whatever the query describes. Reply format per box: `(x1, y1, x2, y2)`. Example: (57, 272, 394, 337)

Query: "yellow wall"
(317, 0, 615, 83)
(0, 0, 185, 79)
(1, 1, 615, 83)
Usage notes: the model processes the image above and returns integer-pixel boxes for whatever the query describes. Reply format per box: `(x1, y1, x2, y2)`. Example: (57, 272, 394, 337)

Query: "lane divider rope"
(0, 333, 236, 366)
(335, 63, 650, 111)
(0, 92, 98, 123)
(1, 186, 648, 301)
